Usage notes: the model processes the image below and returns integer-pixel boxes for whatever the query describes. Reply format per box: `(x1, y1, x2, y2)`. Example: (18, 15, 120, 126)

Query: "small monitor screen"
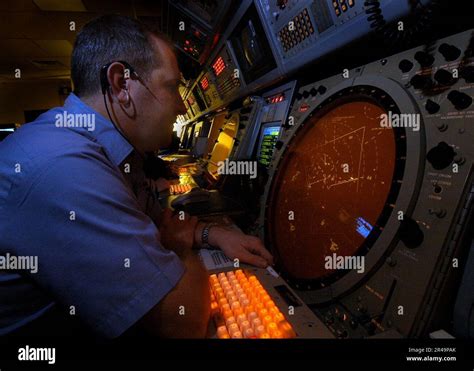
(257, 124, 281, 168)
(230, 4, 277, 83)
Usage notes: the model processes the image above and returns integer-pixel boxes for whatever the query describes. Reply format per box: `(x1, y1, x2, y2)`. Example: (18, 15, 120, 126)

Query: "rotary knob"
(414, 51, 434, 68)
(447, 90, 472, 110)
(425, 99, 440, 114)
(399, 217, 424, 248)
(410, 74, 433, 90)
(438, 43, 461, 61)
(302, 90, 310, 99)
(461, 66, 474, 83)
(309, 87, 318, 97)
(399, 59, 414, 73)
(426, 142, 456, 170)
(318, 85, 327, 95)
(434, 69, 457, 86)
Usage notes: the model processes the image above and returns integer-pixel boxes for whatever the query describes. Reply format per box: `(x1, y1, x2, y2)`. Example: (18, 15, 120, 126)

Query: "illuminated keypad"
(278, 8, 314, 53)
(334, 0, 355, 16)
(209, 270, 296, 339)
(170, 183, 192, 195)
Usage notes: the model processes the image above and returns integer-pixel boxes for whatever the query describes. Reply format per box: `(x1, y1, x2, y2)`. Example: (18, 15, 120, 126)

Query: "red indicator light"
(212, 56, 226, 76)
(200, 77, 209, 91)
(299, 103, 310, 112)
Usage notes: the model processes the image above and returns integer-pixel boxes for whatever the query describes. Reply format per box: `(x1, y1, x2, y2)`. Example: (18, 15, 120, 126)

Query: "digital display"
(200, 76, 209, 91)
(212, 56, 226, 76)
(267, 100, 397, 281)
(257, 125, 281, 168)
(266, 93, 285, 104)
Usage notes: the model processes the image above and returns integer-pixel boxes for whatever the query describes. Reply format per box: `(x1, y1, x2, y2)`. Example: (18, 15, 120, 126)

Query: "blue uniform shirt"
(0, 93, 185, 338)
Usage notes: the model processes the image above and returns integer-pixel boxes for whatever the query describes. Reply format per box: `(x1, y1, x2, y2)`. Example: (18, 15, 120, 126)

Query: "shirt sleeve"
(7, 144, 185, 338)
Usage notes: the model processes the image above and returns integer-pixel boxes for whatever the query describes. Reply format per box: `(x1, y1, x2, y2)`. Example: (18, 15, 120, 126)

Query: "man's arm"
(137, 251, 210, 338)
(10, 149, 208, 338)
(149, 208, 211, 337)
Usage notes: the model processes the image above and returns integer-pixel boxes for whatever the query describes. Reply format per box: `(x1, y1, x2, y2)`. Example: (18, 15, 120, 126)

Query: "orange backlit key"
(243, 327, 255, 338)
(210, 270, 296, 339)
(217, 325, 229, 339)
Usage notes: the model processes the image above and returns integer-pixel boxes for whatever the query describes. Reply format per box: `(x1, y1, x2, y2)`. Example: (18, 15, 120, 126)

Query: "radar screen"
(266, 87, 406, 289)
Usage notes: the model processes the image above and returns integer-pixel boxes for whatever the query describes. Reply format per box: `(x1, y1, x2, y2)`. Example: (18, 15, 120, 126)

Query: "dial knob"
(399, 217, 424, 248)
(410, 74, 433, 90)
(426, 141, 456, 170)
(461, 66, 474, 83)
(438, 43, 461, 61)
(434, 69, 457, 86)
(309, 87, 318, 96)
(318, 85, 327, 95)
(295, 92, 303, 100)
(302, 90, 310, 99)
(447, 90, 472, 110)
(399, 59, 414, 73)
(414, 51, 434, 67)
(425, 99, 440, 114)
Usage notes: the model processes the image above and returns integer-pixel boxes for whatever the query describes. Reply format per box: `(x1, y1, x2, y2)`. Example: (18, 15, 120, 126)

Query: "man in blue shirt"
(0, 15, 272, 338)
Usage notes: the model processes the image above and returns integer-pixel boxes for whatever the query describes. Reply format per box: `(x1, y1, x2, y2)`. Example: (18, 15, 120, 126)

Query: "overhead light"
(33, 0, 87, 12)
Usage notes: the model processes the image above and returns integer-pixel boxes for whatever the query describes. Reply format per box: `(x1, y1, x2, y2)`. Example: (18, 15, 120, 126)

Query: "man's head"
(71, 15, 186, 152)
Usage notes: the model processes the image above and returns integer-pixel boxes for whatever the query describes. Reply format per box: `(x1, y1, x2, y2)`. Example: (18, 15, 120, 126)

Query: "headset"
(99, 60, 166, 180)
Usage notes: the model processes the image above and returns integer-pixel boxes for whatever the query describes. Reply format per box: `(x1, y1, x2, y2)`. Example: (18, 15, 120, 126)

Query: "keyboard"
(169, 183, 192, 195)
(209, 269, 296, 339)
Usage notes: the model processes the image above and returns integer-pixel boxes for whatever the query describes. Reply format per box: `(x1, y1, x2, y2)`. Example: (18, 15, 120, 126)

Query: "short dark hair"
(71, 15, 171, 97)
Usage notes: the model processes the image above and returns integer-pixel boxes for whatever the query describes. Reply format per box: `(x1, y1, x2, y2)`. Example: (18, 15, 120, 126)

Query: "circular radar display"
(267, 91, 405, 287)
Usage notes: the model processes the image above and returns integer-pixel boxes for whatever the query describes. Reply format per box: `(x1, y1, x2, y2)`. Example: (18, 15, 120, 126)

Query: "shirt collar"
(63, 93, 134, 166)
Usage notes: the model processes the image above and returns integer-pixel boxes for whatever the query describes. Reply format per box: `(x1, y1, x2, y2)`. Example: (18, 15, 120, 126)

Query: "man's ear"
(107, 62, 130, 105)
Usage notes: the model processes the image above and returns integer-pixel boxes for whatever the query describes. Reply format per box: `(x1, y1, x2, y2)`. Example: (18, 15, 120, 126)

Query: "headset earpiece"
(100, 61, 137, 96)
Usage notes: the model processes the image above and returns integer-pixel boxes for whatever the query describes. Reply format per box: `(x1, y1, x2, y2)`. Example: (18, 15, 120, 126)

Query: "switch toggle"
(429, 208, 447, 218)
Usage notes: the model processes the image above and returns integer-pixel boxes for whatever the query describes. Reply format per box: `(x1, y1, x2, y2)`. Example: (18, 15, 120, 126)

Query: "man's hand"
(158, 208, 198, 259)
(208, 226, 274, 268)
